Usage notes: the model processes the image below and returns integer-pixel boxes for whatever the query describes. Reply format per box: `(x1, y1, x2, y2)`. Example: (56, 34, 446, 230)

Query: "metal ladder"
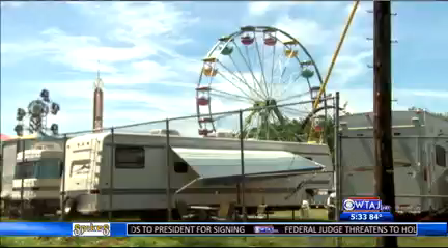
(87, 138, 98, 191)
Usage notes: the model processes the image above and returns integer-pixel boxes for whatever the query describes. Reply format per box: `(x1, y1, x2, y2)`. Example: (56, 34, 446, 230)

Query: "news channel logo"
(343, 198, 390, 212)
(254, 226, 277, 234)
(343, 199, 356, 211)
(72, 222, 111, 237)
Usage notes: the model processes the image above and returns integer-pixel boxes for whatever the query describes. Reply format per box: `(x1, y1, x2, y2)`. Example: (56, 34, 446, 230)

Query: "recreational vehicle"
(340, 110, 448, 214)
(1, 135, 39, 214)
(8, 141, 64, 216)
(62, 132, 333, 218)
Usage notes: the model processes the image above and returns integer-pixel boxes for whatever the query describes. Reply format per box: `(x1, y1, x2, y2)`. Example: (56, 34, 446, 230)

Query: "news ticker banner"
(0, 222, 446, 237)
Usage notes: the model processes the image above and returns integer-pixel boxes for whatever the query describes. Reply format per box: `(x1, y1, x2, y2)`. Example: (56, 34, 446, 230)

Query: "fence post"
(239, 110, 247, 221)
(0, 141, 2, 215)
(20, 138, 25, 219)
(334, 92, 342, 247)
(60, 134, 67, 221)
(166, 118, 172, 222)
(109, 127, 114, 221)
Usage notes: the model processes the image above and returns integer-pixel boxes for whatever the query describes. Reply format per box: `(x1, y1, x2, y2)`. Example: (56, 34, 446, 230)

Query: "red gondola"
(263, 31, 277, 46)
(241, 32, 255, 45)
(197, 97, 209, 106)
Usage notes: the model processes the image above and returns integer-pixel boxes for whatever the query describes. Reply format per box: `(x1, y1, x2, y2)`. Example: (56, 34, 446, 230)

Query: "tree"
(241, 115, 335, 151)
(408, 106, 448, 121)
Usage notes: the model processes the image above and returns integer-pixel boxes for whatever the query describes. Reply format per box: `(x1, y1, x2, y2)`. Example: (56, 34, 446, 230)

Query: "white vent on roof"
(203, 131, 235, 138)
(32, 142, 61, 151)
(215, 132, 234, 138)
(149, 129, 180, 136)
(411, 116, 420, 126)
(339, 122, 348, 131)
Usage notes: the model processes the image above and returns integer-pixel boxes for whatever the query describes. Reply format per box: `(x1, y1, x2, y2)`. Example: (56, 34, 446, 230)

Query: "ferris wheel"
(195, 26, 327, 139)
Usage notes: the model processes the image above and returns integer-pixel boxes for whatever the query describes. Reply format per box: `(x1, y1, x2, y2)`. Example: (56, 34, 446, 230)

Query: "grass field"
(1, 210, 447, 247)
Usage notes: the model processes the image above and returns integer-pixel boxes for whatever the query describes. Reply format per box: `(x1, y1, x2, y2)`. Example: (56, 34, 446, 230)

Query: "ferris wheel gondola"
(195, 26, 327, 140)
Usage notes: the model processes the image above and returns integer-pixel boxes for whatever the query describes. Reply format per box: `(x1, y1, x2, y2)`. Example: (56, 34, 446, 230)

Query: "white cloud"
(2, 2, 446, 138)
(330, 88, 448, 114)
(95, 2, 199, 44)
(248, 1, 341, 16)
(0, 2, 26, 8)
(327, 49, 373, 87)
(410, 90, 448, 98)
(274, 17, 333, 46)
(1, 2, 203, 135)
(248, 2, 273, 16)
(345, 1, 370, 16)
(1, 2, 198, 74)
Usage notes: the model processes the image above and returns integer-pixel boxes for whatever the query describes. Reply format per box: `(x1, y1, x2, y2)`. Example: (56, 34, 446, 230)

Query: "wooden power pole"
(373, 1, 397, 247)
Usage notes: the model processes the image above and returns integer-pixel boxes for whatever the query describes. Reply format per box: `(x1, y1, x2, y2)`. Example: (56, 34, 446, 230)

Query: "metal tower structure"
(15, 89, 60, 137)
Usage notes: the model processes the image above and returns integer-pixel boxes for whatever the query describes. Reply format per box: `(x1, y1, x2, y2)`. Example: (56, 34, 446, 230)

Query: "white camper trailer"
(1, 134, 39, 202)
(9, 141, 64, 216)
(340, 110, 448, 213)
(62, 132, 333, 218)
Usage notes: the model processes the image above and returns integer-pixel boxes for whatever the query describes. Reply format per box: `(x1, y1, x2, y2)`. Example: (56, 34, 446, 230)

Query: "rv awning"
(171, 148, 326, 185)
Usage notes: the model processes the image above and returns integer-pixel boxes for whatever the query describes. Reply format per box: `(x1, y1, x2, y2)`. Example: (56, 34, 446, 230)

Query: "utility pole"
(373, 1, 397, 247)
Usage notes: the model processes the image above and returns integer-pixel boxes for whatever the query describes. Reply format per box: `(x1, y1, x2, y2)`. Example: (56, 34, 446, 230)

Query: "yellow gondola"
(202, 58, 218, 77)
(284, 49, 298, 58)
(202, 67, 218, 77)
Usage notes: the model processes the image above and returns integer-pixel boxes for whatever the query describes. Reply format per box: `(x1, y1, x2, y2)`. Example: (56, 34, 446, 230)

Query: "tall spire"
(97, 59, 100, 79)
(93, 59, 104, 132)
(94, 60, 104, 89)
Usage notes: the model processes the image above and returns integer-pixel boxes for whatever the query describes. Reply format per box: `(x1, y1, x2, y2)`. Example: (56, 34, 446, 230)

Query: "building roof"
(0, 134, 11, 141)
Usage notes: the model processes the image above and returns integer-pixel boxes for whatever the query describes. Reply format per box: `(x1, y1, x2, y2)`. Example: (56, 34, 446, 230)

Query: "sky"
(1, 1, 447, 137)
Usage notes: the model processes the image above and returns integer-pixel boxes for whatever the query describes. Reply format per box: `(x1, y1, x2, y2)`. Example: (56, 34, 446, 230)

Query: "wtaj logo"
(72, 222, 111, 237)
(343, 198, 383, 211)
(343, 199, 355, 211)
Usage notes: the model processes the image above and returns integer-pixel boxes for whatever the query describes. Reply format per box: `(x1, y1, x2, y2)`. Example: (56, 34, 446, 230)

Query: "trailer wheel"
(246, 207, 258, 215)
(63, 198, 79, 220)
(140, 210, 169, 222)
(327, 207, 336, 221)
(1, 198, 10, 217)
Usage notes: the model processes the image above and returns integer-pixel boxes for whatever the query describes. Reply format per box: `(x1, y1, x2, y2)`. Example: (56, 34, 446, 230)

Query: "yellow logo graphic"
(72, 222, 111, 237)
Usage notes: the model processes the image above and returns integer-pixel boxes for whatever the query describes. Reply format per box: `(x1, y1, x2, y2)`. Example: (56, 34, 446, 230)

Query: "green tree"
(242, 115, 335, 153)
(408, 107, 448, 121)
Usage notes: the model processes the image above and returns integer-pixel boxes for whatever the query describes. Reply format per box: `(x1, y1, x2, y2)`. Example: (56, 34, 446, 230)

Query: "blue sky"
(1, 1, 447, 136)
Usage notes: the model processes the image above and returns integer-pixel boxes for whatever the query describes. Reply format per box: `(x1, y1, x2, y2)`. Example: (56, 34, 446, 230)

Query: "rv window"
(305, 157, 313, 161)
(35, 159, 62, 179)
(436, 145, 446, 167)
(14, 159, 62, 179)
(70, 159, 91, 177)
(115, 145, 145, 169)
(174, 162, 188, 173)
(14, 161, 35, 179)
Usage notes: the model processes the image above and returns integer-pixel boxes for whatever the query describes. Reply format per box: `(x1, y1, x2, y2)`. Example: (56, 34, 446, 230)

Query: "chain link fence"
(2, 96, 338, 229)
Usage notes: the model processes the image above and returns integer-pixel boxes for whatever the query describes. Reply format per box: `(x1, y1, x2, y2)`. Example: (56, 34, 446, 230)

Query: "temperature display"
(339, 212, 394, 222)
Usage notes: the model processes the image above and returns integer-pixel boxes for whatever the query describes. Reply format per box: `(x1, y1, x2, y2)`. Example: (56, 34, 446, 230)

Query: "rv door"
(425, 140, 441, 210)
(59, 161, 64, 177)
